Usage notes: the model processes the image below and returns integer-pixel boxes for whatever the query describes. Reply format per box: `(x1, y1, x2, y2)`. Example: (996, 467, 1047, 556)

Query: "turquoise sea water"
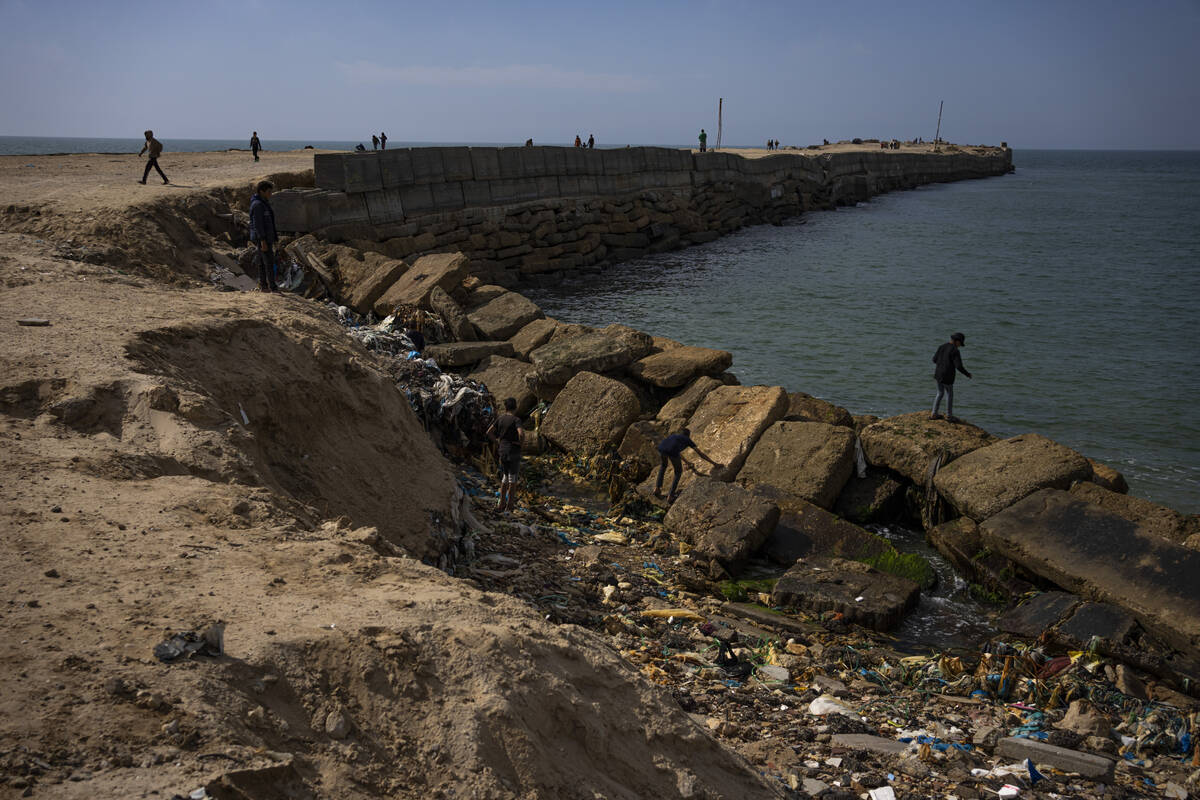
(527, 150, 1200, 514)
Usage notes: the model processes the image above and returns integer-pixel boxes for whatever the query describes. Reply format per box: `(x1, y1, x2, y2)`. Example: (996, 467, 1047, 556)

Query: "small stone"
(1114, 664, 1148, 701)
(325, 708, 350, 739)
(972, 724, 1002, 749)
(1056, 699, 1111, 738)
(43, 569, 59, 578)
(50, 505, 61, 513)
(246, 705, 267, 727)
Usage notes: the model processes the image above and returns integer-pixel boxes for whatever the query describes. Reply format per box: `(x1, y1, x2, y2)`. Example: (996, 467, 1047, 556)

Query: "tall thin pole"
(934, 100, 943, 149)
(716, 98, 723, 151)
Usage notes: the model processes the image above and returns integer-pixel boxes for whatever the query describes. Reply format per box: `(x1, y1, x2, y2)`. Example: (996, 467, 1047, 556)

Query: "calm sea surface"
(527, 150, 1200, 514)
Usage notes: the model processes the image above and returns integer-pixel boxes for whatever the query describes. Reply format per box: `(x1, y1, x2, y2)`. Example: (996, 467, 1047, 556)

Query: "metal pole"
(934, 100, 943, 150)
(716, 98, 723, 151)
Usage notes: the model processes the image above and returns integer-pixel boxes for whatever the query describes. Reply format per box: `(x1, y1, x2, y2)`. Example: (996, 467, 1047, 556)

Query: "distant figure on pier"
(487, 397, 525, 513)
(250, 131, 261, 161)
(249, 180, 279, 293)
(574, 135, 582, 147)
(525, 138, 534, 147)
(698, 129, 707, 152)
(823, 138, 830, 146)
(137, 130, 169, 185)
(379, 132, 387, 150)
(654, 428, 721, 504)
(931, 332, 972, 422)
(371, 134, 379, 150)
(587, 134, 594, 149)
(355, 143, 367, 151)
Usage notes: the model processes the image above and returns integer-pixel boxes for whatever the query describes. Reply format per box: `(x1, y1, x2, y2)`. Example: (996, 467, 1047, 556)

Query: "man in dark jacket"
(486, 397, 524, 512)
(654, 428, 721, 503)
(931, 332, 972, 422)
(249, 180, 279, 293)
(138, 130, 168, 184)
(250, 132, 261, 161)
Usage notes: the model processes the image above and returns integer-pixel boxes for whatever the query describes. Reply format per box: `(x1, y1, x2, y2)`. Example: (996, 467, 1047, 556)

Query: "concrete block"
(563, 147, 588, 175)
(542, 147, 568, 176)
(581, 148, 605, 175)
(518, 147, 548, 177)
(670, 149, 693, 171)
(470, 148, 501, 180)
(535, 176, 560, 199)
(461, 180, 492, 207)
(324, 191, 370, 226)
(490, 178, 539, 204)
(610, 174, 639, 194)
(399, 184, 436, 216)
(304, 191, 334, 229)
(497, 147, 525, 178)
(343, 153, 383, 193)
(996, 738, 1114, 782)
(602, 148, 635, 175)
(431, 181, 465, 211)
(410, 148, 445, 184)
(362, 188, 405, 225)
(440, 147, 473, 181)
(576, 175, 598, 195)
(314, 154, 346, 191)
(831, 734, 908, 755)
(557, 175, 581, 196)
(379, 149, 414, 188)
(269, 189, 314, 232)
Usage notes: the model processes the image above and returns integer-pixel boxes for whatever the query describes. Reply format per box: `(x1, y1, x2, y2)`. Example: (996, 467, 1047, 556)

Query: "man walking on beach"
(931, 332, 972, 422)
(249, 180, 279, 293)
(654, 428, 721, 504)
(138, 130, 168, 184)
(379, 132, 387, 150)
(371, 134, 379, 150)
(250, 132, 261, 162)
(487, 397, 524, 512)
(698, 129, 707, 152)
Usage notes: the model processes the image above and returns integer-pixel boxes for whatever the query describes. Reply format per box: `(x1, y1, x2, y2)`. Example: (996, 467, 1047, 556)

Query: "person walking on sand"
(587, 133, 594, 149)
(249, 180, 279, 293)
(250, 131, 261, 162)
(487, 397, 524, 512)
(379, 132, 387, 150)
(931, 332, 972, 422)
(138, 130, 168, 184)
(654, 428, 721, 504)
(698, 129, 707, 152)
(371, 134, 379, 150)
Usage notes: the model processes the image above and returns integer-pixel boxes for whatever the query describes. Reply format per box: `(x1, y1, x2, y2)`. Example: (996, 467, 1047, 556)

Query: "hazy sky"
(2, 0, 1197, 149)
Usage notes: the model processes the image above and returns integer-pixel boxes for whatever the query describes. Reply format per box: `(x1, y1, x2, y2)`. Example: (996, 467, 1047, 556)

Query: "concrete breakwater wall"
(273, 145, 1012, 287)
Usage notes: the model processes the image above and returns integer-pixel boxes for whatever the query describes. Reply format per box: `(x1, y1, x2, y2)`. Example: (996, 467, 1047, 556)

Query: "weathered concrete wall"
(273, 145, 1012, 286)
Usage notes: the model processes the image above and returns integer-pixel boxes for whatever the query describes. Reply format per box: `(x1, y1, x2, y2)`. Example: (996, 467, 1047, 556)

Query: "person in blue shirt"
(248, 180, 279, 293)
(654, 428, 721, 503)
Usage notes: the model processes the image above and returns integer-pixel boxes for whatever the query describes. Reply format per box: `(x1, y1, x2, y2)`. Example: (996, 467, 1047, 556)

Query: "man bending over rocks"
(931, 331, 972, 422)
(654, 428, 721, 504)
(487, 397, 524, 512)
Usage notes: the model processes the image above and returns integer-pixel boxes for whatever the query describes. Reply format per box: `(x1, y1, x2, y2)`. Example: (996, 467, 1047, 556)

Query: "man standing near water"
(654, 428, 721, 504)
(931, 332, 972, 422)
(379, 132, 387, 150)
(137, 130, 169, 184)
(250, 131, 261, 162)
(487, 398, 524, 512)
(698, 129, 707, 152)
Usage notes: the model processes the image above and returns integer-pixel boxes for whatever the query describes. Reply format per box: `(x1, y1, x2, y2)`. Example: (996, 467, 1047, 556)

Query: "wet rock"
(979, 489, 1200, 657)
(833, 468, 906, 524)
(465, 355, 536, 416)
(541, 372, 640, 456)
(656, 376, 722, 429)
(529, 332, 634, 389)
(860, 412, 996, 484)
(664, 478, 780, 572)
(1055, 601, 1138, 650)
(771, 557, 920, 631)
(600, 324, 654, 360)
(761, 494, 892, 566)
(737, 421, 857, 510)
(927, 517, 1035, 599)
(371, 252, 469, 314)
(1069, 481, 1199, 545)
(429, 286, 476, 342)
(1056, 699, 1111, 738)
(997, 591, 1079, 639)
(508, 318, 561, 359)
(467, 291, 545, 340)
(933, 433, 1093, 521)
(424, 341, 515, 368)
(784, 392, 854, 428)
(628, 346, 734, 389)
(344, 258, 408, 314)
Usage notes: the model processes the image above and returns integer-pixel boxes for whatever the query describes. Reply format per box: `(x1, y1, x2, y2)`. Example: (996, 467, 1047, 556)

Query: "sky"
(1, 0, 1198, 149)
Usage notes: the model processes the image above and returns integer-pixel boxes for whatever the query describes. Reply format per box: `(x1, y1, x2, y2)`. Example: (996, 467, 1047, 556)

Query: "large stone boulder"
(933, 433, 1093, 521)
(737, 421, 857, 510)
(509, 318, 561, 359)
(601, 324, 655, 360)
(1068, 482, 1199, 545)
(424, 341, 515, 368)
(1087, 459, 1129, 494)
(663, 478, 780, 572)
(528, 332, 634, 388)
(463, 283, 509, 309)
(467, 291, 545, 340)
(372, 252, 470, 315)
(344, 258, 408, 314)
(429, 286, 476, 342)
(540, 372, 640, 456)
(978, 489, 1200, 657)
(784, 392, 854, 428)
(618, 420, 670, 482)
(761, 493, 893, 567)
(465, 356, 536, 416)
(834, 468, 907, 524)
(771, 557, 920, 631)
(656, 376, 723, 428)
(860, 412, 997, 485)
(628, 346, 734, 389)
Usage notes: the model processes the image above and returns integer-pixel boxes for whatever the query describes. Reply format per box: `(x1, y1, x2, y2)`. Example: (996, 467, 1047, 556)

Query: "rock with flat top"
(629, 346, 733, 388)
(465, 356, 536, 416)
(663, 478, 780, 572)
(834, 468, 906, 524)
(1087, 458, 1129, 493)
(467, 291, 545, 340)
(540, 372, 640, 455)
(372, 252, 469, 315)
(761, 494, 893, 567)
(771, 556, 919, 631)
(657, 376, 722, 427)
(508, 318, 561, 359)
(860, 412, 996, 485)
(429, 286, 476, 342)
(995, 737, 1114, 782)
(784, 391, 854, 428)
(1069, 481, 1198, 544)
(529, 332, 634, 389)
(424, 341, 514, 368)
(344, 258, 408, 314)
(601, 324, 654, 360)
(737, 421, 856, 510)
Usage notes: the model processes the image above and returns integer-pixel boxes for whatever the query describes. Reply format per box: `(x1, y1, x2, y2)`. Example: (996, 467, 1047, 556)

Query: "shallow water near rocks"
(527, 150, 1200, 513)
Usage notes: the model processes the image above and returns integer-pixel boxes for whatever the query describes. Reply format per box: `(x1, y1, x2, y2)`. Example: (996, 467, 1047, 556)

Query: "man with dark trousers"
(249, 180, 279, 293)
(654, 428, 721, 504)
(486, 398, 524, 512)
(250, 131, 261, 161)
(931, 332, 972, 422)
(138, 130, 168, 184)
(379, 131, 387, 150)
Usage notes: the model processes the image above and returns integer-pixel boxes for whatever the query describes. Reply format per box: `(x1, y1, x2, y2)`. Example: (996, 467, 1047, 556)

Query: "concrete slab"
(362, 189, 405, 225)
(431, 181, 465, 211)
(313, 154, 346, 191)
(576, 175, 599, 195)
(490, 179, 539, 205)
(497, 147, 525, 178)
(518, 147, 547, 177)
(460, 180, 491, 208)
(441, 147, 474, 181)
(557, 175, 581, 196)
(409, 148, 445, 184)
(379, 149, 414, 188)
(995, 738, 1114, 782)
(563, 147, 587, 175)
(470, 148, 501, 180)
(831, 734, 908, 755)
(399, 184, 435, 216)
(1056, 602, 1138, 649)
(535, 176, 560, 199)
(602, 148, 635, 175)
(343, 153, 383, 193)
(581, 149, 605, 175)
(324, 192, 370, 226)
(997, 592, 1079, 639)
(542, 147, 567, 176)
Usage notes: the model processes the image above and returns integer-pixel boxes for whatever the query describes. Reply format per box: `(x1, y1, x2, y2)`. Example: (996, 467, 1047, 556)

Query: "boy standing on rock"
(931, 332, 972, 422)
(487, 398, 524, 512)
(249, 180, 279, 293)
(138, 130, 169, 184)
(654, 428, 721, 504)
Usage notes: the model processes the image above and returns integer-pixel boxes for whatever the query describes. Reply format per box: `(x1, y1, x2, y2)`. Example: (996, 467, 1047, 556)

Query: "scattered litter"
(154, 623, 225, 663)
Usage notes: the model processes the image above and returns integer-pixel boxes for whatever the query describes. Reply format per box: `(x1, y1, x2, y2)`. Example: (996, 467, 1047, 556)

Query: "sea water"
(527, 150, 1200, 514)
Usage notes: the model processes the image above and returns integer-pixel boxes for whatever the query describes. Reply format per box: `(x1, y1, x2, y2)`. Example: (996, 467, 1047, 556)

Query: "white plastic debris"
(998, 785, 1021, 798)
(807, 693, 859, 718)
(869, 788, 896, 800)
